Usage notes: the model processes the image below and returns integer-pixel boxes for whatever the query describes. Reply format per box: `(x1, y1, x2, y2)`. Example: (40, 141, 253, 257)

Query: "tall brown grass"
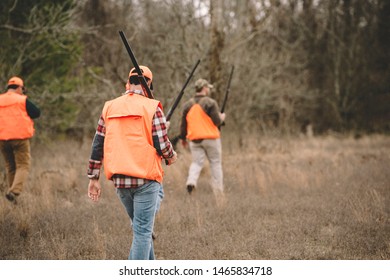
(0, 134, 389, 259)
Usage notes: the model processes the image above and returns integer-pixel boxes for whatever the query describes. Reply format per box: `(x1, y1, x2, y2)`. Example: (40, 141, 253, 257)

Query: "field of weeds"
(0, 134, 389, 259)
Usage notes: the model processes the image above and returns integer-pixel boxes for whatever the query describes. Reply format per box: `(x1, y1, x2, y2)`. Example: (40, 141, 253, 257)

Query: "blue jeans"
(116, 181, 160, 260)
(156, 184, 164, 214)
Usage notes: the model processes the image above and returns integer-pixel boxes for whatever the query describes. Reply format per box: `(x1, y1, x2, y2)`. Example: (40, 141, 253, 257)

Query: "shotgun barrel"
(221, 65, 234, 113)
(119, 31, 154, 99)
(166, 59, 201, 121)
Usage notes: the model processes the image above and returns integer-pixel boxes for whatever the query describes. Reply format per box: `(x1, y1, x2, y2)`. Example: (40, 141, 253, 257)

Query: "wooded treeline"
(1, 0, 389, 139)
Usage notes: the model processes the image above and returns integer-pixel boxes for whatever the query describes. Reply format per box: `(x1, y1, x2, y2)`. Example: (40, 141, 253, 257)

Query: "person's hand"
(88, 179, 101, 202)
(181, 139, 188, 148)
(166, 121, 171, 131)
(166, 151, 178, 165)
(219, 112, 226, 122)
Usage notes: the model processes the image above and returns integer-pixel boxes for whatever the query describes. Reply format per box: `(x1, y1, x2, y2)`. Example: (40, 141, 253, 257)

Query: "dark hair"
(195, 86, 203, 93)
(7, 84, 19, 90)
(129, 76, 153, 90)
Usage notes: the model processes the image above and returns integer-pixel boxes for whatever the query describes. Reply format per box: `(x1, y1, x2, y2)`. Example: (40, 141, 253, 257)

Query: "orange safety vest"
(102, 93, 164, 182)
(0, 91, 34, 140)
(186, 103, 220, 140)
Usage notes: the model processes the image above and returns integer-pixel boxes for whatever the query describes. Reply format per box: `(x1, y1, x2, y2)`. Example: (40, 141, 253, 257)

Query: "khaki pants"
(186, 138, 224, 195)
(0, 139, 31, 195)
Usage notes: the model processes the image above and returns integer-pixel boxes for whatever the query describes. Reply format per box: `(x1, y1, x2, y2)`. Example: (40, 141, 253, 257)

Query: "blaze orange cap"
(8, 76, 24, 87)
(129, 65, 153, 82)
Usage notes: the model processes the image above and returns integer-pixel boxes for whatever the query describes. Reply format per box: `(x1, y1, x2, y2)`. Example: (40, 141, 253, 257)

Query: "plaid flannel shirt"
(87, 93, 175, 188)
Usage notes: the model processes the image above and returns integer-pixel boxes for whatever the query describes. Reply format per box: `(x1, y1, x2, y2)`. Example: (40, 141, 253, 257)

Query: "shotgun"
(221, 65, 234, 113)
(166, 59, 201, 121)
(119, 30, 154, 99)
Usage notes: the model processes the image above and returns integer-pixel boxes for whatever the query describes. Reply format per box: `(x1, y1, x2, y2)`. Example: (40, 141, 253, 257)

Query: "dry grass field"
(0, 134, 389, 260)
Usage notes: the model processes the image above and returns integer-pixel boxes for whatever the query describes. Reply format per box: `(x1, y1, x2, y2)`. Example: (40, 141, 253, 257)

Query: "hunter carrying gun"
(86, 31, 177, 260)
(179, 78, 226, 208)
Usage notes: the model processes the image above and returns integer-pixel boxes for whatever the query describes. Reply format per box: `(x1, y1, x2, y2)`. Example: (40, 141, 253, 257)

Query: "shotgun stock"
(119, 31, 154, 99)
(166, 59, 201, 121)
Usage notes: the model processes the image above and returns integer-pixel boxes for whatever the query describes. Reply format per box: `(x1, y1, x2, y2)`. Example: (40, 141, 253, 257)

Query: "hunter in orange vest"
(180, 78, 226, 207)
(87, 65, 177, 260)
(0, 76, 40, 204)
(102, 93, 164, 182)
(186, 102, 221, 141)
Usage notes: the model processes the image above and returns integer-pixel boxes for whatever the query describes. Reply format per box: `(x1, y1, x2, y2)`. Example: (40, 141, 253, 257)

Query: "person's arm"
(205, 98, 224, 126)
(87, 115, 105, 202)
(152, 107, 177, 165)
(26, 98, 41, 119)
(179, 109, 188, 148)
(179, 112, 188, 141)
(87, 115, 105, 179)
(180, 100, 193, 140)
